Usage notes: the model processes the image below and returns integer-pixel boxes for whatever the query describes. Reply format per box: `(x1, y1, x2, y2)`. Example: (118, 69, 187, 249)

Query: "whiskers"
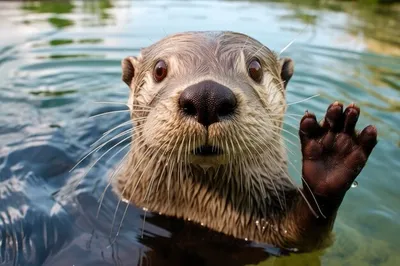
(106, 133, 184, 247)
(279, 21, 311, 56)
(287, 94, 320, 106)
(89, 109, 131, 119)
(274, 25, 324, 218)
(269, 92, 325, 218)
(68, 100, 153, 244)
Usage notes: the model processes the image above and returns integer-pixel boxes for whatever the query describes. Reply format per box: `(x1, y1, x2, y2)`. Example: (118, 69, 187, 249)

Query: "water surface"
(0, 1, 399, 265)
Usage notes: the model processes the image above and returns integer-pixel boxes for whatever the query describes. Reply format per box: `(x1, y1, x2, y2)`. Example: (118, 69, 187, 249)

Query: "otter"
(114, 31, 377, 252)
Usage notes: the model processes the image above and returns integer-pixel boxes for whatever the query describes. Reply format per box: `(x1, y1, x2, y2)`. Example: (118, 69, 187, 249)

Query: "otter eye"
(248, 59, 263, 83)
(153, 60, 168, 82)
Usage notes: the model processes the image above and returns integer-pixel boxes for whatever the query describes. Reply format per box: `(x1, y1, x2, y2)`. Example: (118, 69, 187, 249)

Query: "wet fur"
(117, 31, 300, 243)
(113, 31, 377, 251)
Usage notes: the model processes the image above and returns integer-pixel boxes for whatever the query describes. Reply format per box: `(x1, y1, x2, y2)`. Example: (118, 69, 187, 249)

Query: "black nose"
(179, 80, 237, 127)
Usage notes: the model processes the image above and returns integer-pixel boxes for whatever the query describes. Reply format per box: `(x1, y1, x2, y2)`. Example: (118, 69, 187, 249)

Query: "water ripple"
(0, 0, 399, 265)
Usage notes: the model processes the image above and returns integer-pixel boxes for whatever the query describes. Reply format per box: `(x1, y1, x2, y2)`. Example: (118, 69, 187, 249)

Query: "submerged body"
(114, 31, 377, 252)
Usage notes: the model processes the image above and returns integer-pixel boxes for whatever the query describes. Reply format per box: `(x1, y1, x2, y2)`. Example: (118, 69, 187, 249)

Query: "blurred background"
(0, 1, 399, 265)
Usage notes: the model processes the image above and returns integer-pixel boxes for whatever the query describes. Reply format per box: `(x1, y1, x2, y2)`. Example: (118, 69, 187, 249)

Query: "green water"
(0, 0, 399, 265)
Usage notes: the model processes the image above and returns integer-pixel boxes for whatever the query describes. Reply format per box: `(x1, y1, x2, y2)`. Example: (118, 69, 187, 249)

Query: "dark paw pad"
(299, 102, 377, 200)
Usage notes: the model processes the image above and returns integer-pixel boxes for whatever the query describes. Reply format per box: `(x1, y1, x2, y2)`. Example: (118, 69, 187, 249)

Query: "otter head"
(120, 31, 294, 196)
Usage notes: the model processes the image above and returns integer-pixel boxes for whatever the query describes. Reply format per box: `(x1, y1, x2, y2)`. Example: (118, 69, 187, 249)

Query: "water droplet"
(142, 207, 148, 212)
(283, 230, 288, 234)
(351, 181, 358, 188)
(255, 220, 260, 225)
(244, 238, 248, 241)
(187, 218, 191, 221)
(200, 222, 204, 226)
(158, 212, 162, 215)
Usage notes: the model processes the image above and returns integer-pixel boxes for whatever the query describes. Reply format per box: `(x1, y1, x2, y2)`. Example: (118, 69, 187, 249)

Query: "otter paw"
(299, 102, 377, 200)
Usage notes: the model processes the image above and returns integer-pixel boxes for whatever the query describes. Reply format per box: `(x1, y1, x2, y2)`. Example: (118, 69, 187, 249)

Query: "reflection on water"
(256, 0, 400, 56)
(0, 0, 399, 266)
(21, 0, 75, 28)
(21, 0, 116, 28)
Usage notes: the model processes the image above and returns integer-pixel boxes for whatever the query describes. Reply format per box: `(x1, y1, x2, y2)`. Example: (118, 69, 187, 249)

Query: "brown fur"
(114, 31, 330, 250)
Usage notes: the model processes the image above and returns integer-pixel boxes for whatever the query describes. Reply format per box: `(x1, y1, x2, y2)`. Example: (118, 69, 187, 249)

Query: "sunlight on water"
(0, 0, 399, 265)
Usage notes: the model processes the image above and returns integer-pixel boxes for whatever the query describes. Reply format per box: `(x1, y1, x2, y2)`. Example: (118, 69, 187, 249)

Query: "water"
(0, 0, 399, 265)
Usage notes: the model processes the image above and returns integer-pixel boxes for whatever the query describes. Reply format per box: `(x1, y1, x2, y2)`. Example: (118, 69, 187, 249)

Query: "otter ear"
(279, 58, 294, 89)
(122, 56, 139, 87)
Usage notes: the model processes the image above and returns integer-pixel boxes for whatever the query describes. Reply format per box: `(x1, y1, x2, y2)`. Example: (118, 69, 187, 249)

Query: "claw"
(321, 102, 343, 131)
(300, 112, 321, 138)
(343, 104, 360, 134)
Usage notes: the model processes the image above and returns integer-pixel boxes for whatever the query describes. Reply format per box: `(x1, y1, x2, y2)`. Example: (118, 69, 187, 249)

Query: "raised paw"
(299, 102, 378, 202)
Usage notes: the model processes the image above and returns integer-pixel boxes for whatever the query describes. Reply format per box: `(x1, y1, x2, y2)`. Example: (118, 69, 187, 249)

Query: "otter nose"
(179, 80, 237, 127)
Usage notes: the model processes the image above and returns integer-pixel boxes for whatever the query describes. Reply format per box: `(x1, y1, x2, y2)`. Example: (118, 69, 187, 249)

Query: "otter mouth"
(192, 145, 223, 156)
